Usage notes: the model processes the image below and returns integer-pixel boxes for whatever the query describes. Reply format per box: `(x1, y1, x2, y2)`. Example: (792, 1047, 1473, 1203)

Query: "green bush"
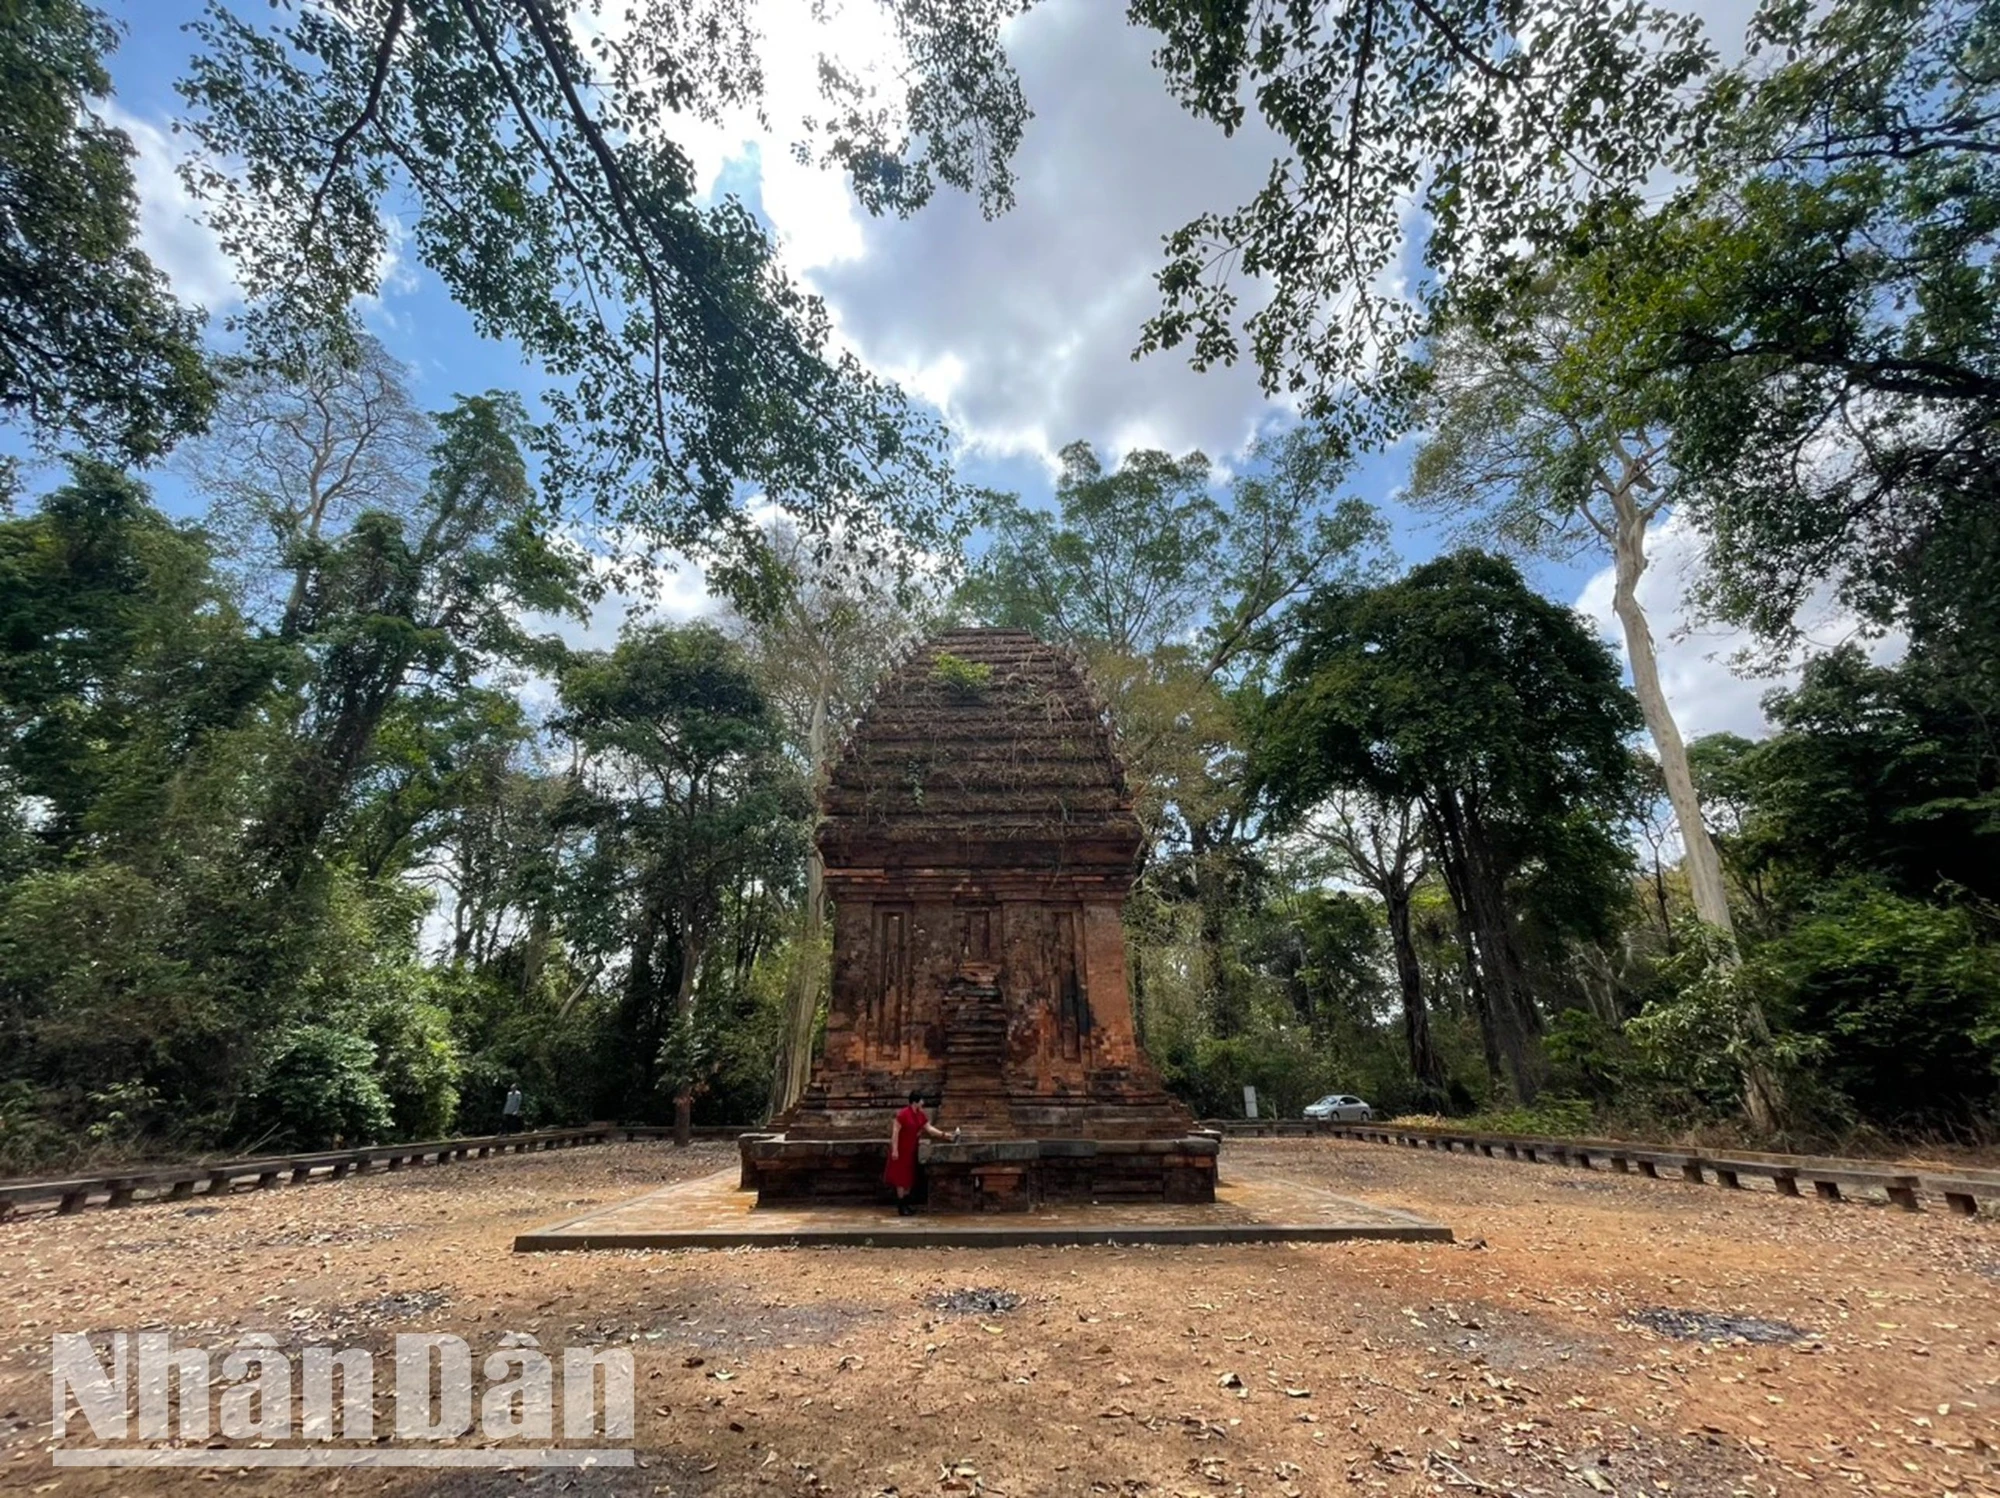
(1464, 1096, 1594, 1137)
(1543, 1009, 1629, 1105)
(0, 864, 218, 1096)
(243, 1025, 393, 1149)
(693, 937, 797, 1126)
(367, 1000, 461, 1138)
(1620, 891, 2000, 1133)
(1626, 924, 1817, 1117)
(83, 1080, 166, 1152)
(1777, 884, 2000, 1126)
(929, 651, 993, 692)
(1161, 1027, 1342, 1118)
(0, 1080, 72, 1170)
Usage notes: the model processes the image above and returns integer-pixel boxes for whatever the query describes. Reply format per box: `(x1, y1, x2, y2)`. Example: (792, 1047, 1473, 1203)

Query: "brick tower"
(739, 628, 1218, 1209)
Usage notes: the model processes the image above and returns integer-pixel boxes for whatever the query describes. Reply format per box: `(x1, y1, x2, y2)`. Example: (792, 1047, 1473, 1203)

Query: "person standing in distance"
(501, 1082, 524, 1135)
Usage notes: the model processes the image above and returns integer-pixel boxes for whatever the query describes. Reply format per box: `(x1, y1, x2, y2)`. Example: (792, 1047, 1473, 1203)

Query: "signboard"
(1242, 1085, 1258, 1120)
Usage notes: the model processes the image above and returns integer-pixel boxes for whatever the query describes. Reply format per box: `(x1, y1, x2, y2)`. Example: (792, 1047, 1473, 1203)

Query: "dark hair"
(908, 1089, 924, 1104)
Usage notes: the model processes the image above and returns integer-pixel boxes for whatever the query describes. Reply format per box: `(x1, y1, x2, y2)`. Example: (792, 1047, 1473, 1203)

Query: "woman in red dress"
(885, 1089, 958, 1215)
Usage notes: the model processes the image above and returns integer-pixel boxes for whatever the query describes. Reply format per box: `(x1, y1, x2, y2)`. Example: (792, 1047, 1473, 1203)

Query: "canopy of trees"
(0, 0, 1993, 1162)
(0, 0, 213, 466)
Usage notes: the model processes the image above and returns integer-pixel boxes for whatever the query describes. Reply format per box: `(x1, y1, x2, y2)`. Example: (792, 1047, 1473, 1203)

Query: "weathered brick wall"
(778, 628, 1196, 1144)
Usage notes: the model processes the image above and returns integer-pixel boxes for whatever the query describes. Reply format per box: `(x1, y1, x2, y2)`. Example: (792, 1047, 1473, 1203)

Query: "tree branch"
(307, 0, 408, 242)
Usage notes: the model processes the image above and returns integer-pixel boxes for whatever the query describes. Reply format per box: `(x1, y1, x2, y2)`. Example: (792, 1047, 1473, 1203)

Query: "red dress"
(884, 1104, 926, 1191)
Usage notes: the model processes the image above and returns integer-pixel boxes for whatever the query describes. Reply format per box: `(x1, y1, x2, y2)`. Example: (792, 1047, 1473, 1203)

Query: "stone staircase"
(941, 969, 1012, 1136)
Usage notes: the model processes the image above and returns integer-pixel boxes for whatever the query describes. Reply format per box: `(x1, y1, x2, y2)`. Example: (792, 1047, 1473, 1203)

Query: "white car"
(1304, 1093, 1373, 1122)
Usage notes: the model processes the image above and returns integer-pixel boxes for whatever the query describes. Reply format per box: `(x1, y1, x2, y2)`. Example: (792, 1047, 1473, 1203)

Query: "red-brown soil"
(0, 1137, 1994, 1496)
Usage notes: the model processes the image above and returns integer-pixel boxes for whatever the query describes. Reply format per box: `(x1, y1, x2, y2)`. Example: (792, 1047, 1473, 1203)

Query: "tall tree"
(178, 323, 432, 635)
(256, 391, 586, 887)
(964, 429, 1378, 680)
(1406, 272, 1748, 991)
(0, 460, 270, 853)
(176, 0, 1027, 594)
(961, 441, 1222, 659)
(1130, 0, 1712, 443)
(1256, 552, 1640, 1101)
(1292, 791, 1444, 1100)
(0, 465, 280, 1133)
(0, 0, 213, 460)
(1592, 0, 2000, 690)
(1736, 647, 2000, 910)
(556, 624, 808, 1142)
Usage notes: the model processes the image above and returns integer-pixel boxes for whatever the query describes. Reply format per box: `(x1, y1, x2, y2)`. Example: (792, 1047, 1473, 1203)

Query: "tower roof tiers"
(817, 628, 1143, 877)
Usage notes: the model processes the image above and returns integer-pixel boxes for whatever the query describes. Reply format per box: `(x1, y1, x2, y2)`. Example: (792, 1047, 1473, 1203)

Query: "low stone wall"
(1242, 1118, 2000, 1216)
(0, 1125, 623, 1219)
(739, 1132, 1219, 1211)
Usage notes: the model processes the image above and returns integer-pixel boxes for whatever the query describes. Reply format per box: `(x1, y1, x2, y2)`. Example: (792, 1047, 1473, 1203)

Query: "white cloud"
(664, 0, 1294, 468)
(768, 0, 1775, 471)
(521, 545, 716, 659)
(106, 0, 1782, 504)
(1574, 511, 1905, 742)
(601, 0, 887, 274)
(508, 546, 716, 733)
(99, 103, 241, 312)
(811, 2, 1292, 466)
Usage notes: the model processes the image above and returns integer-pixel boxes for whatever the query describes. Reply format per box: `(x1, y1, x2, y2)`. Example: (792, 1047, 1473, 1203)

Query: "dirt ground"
(1, 1137, 1995, 1497)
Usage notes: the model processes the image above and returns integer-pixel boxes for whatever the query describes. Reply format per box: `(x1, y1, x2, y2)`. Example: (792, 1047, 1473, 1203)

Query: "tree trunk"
(765, 846, 825, 1119)
(1429, 791, 1538, 1101)
(1459, 904, 1504, 1092)
(519, 907, 550, 1001)
(766, 678, 831, 1120)
(672, 931, 704, 1149)
(1607, 485, 1782, 1131)
(1191, 824, 1246, 1038)
(623, 900, 665, 1119)
(1650, 848, 1675, 952)
(1426, 805, 1503, 1092)
(1385, 884, 1444, 1097)
(1608, 493, 1734, 942)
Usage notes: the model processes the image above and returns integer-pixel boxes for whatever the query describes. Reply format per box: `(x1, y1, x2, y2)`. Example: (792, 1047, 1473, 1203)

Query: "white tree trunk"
(1606, 477, 1782, 1132)
(1606, 490, 1735, 942)
(766, 672, 830, 1119)
(768, 845, 826, 1116)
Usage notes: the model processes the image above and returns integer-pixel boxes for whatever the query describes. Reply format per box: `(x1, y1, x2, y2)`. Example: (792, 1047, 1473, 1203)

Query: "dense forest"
(0, 0, 1994, 1165)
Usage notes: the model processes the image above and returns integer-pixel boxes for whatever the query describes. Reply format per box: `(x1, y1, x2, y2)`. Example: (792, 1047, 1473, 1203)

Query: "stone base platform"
(513, 1166, 1450, 1251)
(738, 1132, 1219, 1211)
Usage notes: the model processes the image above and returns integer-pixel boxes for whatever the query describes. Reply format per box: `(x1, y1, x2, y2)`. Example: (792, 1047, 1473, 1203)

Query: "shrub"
(1543, 1009, 1629, 1105)
(929, 651, 993, 692)
(1626, 923, 1821, 1118)
(83, 1080, 165, 1152)
(367, 1000, 461, 1138)
(244, 1025, 393, 1149)
(0, 1080, 72, 1171)
(1468, 1096, 1594, 1137)
(1162, 1028, 1341, 1119)
(1777, 884, 2000, 1127)
(1390, 1096, 1595, 1136)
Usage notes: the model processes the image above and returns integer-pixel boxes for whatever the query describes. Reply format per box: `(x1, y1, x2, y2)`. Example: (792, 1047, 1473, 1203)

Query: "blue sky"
(53, 0, 1817, 742)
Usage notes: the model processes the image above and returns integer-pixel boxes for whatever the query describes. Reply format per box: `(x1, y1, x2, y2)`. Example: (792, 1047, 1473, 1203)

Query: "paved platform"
(513, 1166, 1450, 1251)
